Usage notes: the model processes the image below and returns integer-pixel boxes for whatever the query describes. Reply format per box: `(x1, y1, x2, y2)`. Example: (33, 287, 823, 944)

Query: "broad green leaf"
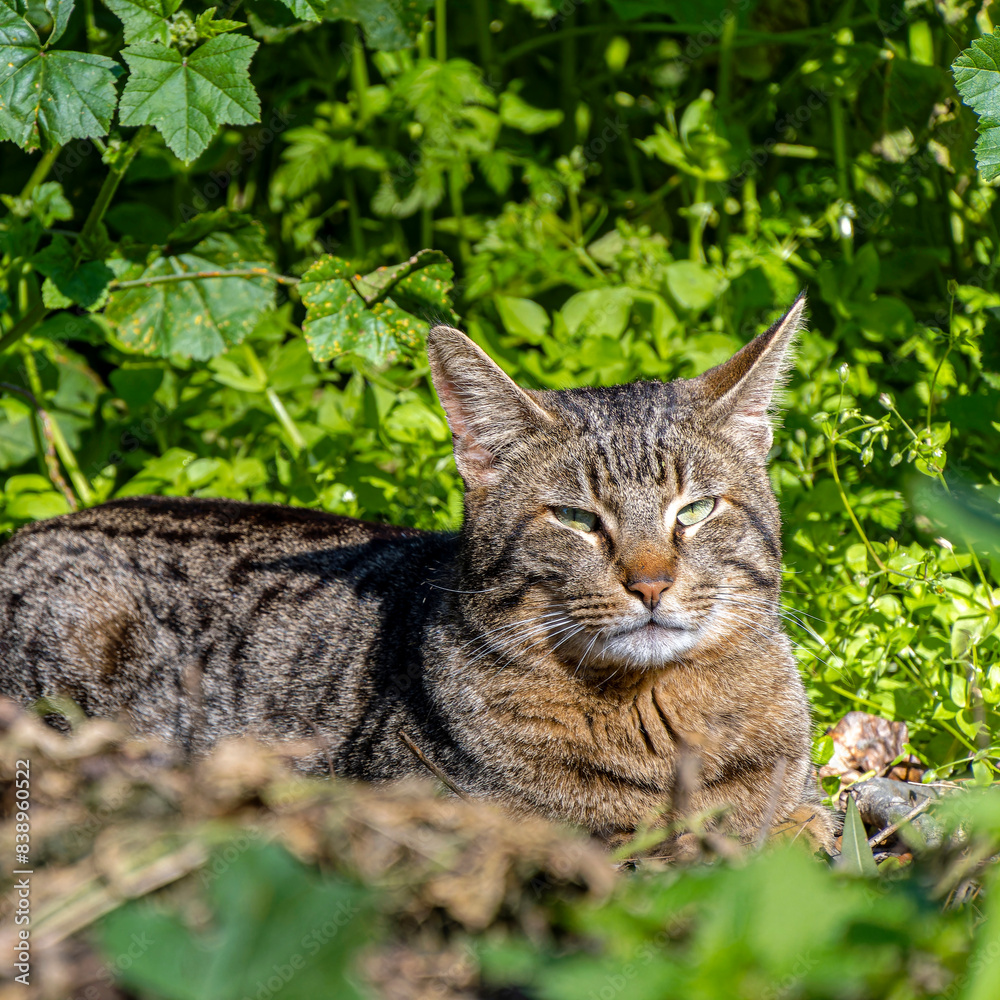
(840, 795, 878, 877)
(355, 248, 450, 303)
(102, 0, 181, 44)
(952, 30, 1000, 182)
(118, 34, 260, 163)
(495, 295, 550, 342)
(561, 287, 633, 338)
(325, 0, 433, 51)
(391, 258, 454, 316)
(31, 235, 114, 310)
(104, 218, 275, 359)
(0, 6, 118, 150)
(300, 257, 398, 364)
(664, 261, 722, 312)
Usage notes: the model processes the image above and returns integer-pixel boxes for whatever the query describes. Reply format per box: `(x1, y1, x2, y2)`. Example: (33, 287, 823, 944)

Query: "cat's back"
(0, 497, 456, 748)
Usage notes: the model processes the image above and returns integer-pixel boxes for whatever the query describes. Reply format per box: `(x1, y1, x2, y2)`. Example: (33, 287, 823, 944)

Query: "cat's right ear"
(427, 325, 554, 488)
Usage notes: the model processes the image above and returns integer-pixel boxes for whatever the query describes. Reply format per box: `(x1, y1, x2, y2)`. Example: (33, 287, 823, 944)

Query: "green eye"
(554, 506, 599, 532)
(677, 497, 716, 527)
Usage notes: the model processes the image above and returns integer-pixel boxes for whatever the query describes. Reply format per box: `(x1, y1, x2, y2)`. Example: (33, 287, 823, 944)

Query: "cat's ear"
(427, 325, 555, 487)
(694, 292, 806, 458)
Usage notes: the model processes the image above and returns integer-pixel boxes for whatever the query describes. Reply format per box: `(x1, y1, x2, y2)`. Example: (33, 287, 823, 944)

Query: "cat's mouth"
(583, 616, 702, 669)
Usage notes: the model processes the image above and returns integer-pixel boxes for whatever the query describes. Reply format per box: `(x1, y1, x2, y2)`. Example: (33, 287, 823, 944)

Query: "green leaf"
(952, 30, 1000, 182)
(664, 261, 723, 312)
(272, 0, 327, 21)
(840, 795, 878, 877)
(195, 6, 245, 38)
(0, 6, 118, 150)
(355, 248, 450, 304)
(101, 844, 373, 1000)
(102, 0, 181, 44)
(300, 257, 393, 364)
(31, 235, 114, 310)
(325, 0, 433, 51)
(104, 216, 275, 359)
(118, 34, 260, 163)
(24, 0, 74, 45)
(499, 91, 563, 134)
(495, 295, 550, 342)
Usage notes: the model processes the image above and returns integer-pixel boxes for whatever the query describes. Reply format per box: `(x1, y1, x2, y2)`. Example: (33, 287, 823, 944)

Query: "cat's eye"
(677, 497, 716, 527)
(554, 506, 599, 533)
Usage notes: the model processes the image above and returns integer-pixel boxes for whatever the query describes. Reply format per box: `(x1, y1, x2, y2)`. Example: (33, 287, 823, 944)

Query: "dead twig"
(398, 728, 471, 801)
(868, 796, 932, 848)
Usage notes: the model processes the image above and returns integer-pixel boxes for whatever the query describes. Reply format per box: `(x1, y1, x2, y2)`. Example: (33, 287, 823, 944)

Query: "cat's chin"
(587, 621, 702, 670)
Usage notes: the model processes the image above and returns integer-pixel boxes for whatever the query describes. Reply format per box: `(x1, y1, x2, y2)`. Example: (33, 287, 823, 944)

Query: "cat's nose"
(626, 577, 673, 610)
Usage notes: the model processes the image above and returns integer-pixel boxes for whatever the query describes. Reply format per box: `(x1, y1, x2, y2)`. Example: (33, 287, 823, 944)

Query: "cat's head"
(427, 296, 805, 674)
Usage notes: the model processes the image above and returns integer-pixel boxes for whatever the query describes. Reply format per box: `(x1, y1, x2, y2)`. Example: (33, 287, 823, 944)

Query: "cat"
(0, 294, 834, 852)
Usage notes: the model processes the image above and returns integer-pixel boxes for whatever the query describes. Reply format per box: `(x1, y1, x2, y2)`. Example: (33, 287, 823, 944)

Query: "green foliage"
(101, 843, 373, 1000)
(953, 30, 1000, 181)
(480, 835, 1000, 1000)
(2, 1, 1000, 991)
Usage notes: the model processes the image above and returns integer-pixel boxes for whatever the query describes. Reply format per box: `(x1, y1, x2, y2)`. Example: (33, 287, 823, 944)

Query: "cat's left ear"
(694, 292, 806, 459)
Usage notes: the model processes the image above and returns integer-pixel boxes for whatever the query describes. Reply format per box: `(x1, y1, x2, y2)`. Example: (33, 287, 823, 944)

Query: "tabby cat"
(0, 295, 833, 850)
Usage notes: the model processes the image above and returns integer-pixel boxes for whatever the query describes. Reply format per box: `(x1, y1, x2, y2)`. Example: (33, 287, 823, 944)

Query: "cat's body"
(0, 298, 833, 847)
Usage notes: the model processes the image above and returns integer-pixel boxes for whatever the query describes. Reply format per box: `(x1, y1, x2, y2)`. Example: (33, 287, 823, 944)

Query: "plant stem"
(80, 127, 150, 246)
(448, 167, 470, 264)
(351, 26, 370, 123)
(499, 18, 877, 64)
(20, 145, 63, 200)
(0, 382, 78, 509)
(110, 269, 299, 291)
(20, 350, 94, 505)
(689, 177, 707, 262)
(343, 172, 365, 257)
(717, 3, 737, 112)
(0, 300, 50, 354)
(435, 0, 447, 62)
(829, 93, 852, 262)
(243, 344, 307, 455)
(472, 0, 494, 79)
(420, 206, 433, 250)
(827, 442, 886, 573)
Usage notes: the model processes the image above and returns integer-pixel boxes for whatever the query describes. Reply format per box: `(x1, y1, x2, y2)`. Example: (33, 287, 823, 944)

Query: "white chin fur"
(588, 625, 701, 669)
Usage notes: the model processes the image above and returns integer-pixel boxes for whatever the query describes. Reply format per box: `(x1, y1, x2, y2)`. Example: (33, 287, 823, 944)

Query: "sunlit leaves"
(300, 250, 453, 366)
(104, 214, 275, 359)
(952, 30, 1000, 181)
(118, 34, 260, 162)
(102, 0, 182, 44)
(0, 3, 118, 150)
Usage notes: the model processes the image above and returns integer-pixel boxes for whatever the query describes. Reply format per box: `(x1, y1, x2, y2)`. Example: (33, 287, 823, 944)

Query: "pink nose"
(627, 577, 673, 610)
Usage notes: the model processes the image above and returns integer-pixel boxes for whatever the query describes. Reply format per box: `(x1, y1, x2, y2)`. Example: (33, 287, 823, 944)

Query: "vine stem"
(827, 442, 887, 573)
(499, 17, 877, 64)
(0, 301, 49, 354)
(20, 351, 94, 506)
(111, 269, 300, 291)
(0, 382, 77, 510)
(434, 0, 446, 62)
(80, 127, 150, 246)
(242, 345, 307, 454)
(20, 145, 63, 200)
(351, 26, 370, 123)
